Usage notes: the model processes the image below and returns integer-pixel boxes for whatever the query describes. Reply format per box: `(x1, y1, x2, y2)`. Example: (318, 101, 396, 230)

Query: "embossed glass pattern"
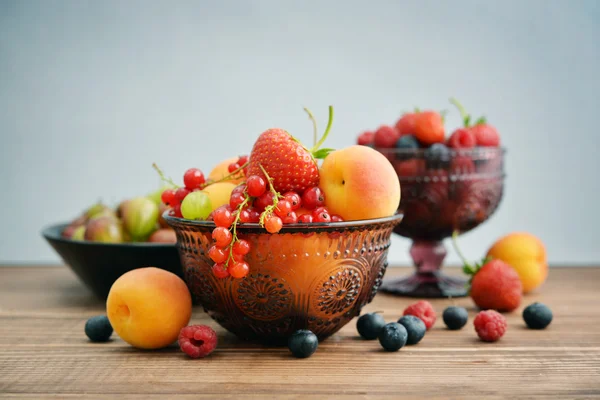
(166, 214, 403, 342)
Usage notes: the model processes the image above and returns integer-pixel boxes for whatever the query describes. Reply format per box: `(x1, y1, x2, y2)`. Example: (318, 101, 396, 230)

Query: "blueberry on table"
(378, 322, 408, 352)
(356, 312, 386, 340)
(288, 330, 319, 358)
(397, 315, 426, 344)
(523, 302, 553, 329)
(442, 306, 469, 330)
(85, 315, 113, 342)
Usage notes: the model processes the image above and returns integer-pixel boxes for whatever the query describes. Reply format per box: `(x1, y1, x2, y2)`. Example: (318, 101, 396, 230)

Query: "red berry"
(282, 211, 298, 224)
(403, 300, 436, 330)
(246, 175, 267, 197)
(212, 263, 230, 279)
(357, 131, 374, 146)
(471, 124, 500, 147)
(275, 200, 292, 218)
(183, 168, 206, 190)
(312, 207, 331, 223)
(178, 325, 218, 359)
(238, 155, 249, 165)
(208, 246, 228, 263)
(232, 184, 246, 195)
(395, 113, 419, 135)
(448, 128, 476, 149)
(469, 259, 522, 312)
(247, 207, 261, 223)
(232, 239, 250, 255)
(212, 227, 232, 247)
(238, 208, 252, 223)
(228, 163, 240, 173)
(254, 191, 275, 211)
(264, 214, 283, 233)
(174, 187, 190, 204)
(229, 192, 246, 209)
(373, 125, 400, 148)
(228, 261, 250, 278)
(473, 310, 507, 342)
(213, 206, 235, 228)
(161, 189, 176, 206)
(172, 204, 183, 218)
(331, 215, 344, 222)
(302, 187, 325, 210)
(298, 214, 313, 223)
(283, 192, 301, 210)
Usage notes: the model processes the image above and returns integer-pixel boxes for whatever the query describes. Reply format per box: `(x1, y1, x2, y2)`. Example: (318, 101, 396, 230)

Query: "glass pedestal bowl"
(165, 213, 403, 343)
(374, 147, 505, 298)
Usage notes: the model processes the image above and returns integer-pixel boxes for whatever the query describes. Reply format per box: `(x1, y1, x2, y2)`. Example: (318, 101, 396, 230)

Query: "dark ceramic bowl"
(42, 223, 183, 300)
(165, 213, 403, 343)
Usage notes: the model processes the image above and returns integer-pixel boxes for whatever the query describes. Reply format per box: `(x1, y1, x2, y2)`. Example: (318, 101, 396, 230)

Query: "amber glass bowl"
(165, 213, 403, 343)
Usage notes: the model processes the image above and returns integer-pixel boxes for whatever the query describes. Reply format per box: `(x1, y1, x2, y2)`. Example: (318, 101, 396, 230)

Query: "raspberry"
(473, 310, 507, 342)
(178, 325, 218, 358)
(403, 300, 436, 330)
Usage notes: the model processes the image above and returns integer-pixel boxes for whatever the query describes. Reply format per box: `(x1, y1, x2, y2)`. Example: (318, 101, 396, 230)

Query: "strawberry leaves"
(449, 97, 487, 128)
(452, 230, 494, 289)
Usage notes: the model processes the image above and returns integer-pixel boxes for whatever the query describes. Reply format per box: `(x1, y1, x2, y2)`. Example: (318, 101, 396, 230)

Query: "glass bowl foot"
(380, 272, 468, 298)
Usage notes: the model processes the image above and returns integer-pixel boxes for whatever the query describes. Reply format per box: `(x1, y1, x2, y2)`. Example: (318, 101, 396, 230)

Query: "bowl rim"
(41, 222, 177, 248)
(164, 212, 403, 233)
(373, 146, 507, 156)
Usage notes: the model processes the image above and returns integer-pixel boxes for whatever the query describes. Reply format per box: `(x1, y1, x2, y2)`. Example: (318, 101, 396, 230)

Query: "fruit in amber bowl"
(165, 213, 402, 342)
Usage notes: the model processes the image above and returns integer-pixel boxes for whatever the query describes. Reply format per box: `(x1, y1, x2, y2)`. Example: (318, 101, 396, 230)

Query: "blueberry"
(396, 135, 419, 150)
(425, 143, 451, 168)
(85, 315, 113, 342)
(523, 302, 553, 329)
(442, 306, 469, 330)
(356, 312, 386, 340)
(378, 322, 408, 352)
(397, 315, 426, 345)
(288, 329, 319, 358)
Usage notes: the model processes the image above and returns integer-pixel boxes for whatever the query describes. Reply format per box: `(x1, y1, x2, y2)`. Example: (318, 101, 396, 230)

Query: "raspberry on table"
(473, 310, 507, 342)
(403, 300, 437, 330)
(178, 325, 218, 359)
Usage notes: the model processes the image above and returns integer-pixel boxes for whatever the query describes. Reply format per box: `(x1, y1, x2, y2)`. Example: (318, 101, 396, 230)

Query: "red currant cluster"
(159, 168, 206, 218)
(208, 168, 343, 279)
(227, 155, 249, 174)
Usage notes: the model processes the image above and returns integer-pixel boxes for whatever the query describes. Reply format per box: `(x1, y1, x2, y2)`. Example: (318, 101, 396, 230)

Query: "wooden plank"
(0, 266, 599, 399)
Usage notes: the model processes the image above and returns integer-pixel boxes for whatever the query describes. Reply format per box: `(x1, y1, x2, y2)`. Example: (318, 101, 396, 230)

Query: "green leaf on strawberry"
(452, 230, 494, 289)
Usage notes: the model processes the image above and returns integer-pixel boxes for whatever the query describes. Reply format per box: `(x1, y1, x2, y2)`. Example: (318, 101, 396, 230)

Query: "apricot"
(208, 157, 244, 184)
(203, 182, 237, 211)
(319, 145, 401, 221)
(106, 267, 192, 349)
(486, 232, 548, 293)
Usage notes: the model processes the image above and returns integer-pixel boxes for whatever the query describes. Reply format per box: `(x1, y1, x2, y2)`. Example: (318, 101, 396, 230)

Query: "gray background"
(1, 0, 598, 266)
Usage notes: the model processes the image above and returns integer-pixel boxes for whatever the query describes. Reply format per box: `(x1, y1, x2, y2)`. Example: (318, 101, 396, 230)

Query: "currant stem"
(310, 105, 334, 153)
(303, 107, 319, 148)
(225, 196, 250, 266)
(449, 97, 470, 127)
(258, 164, 282, 227)
(152, 163, 179, 188)
(451, 230, 472, 269)
(202, 161, 249, 188)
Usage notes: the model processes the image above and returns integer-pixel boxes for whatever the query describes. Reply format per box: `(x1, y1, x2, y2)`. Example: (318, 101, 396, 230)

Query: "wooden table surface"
(0, 266, 599, 399)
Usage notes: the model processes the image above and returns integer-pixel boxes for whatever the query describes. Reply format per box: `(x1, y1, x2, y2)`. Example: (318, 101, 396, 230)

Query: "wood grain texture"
(0, 266, 599, 399)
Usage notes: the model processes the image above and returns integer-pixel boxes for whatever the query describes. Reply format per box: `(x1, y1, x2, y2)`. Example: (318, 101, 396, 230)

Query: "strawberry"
(247, 107, 334, 193)
(395, 112, 419, 135)
(449, 98, 500, 147)
(413, 111, 445, 145)
(452, 232, 522, 312)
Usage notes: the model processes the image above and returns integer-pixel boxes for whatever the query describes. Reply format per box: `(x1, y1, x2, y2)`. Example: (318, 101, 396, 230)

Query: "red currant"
(228, 163, 240, 173)
(232, 184, 246, 195)
(212, 227, 232, 247)
(298, 214, 313, 223)
(312, 206, 331, 223)
(282, 211, 298, 224)
(161, 189, 176, 206)
(183, 168, 205, 190)
(213, 206, 235, 228)
(246, 175, 267, 197)
(229, 192, 246, 209)
(232, 239, 250, 255)
(331, 214, 344, 222)
(174, 187, 190, 204)
(238, 155, 249, 165)
(274, 200, 292, 218)
(212, 263, 230, 279)
(255, 191, 275, 211)
(208, 246, 228, 263)
(247, 207, 261, 223)
(264, 214, 283, 233)
(228, 261, 250, 278)
(173, 204, 183, 218)
(283, 192, 301, 210)
(238, 208, 252, 223)
(302, 187, 325, 210)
